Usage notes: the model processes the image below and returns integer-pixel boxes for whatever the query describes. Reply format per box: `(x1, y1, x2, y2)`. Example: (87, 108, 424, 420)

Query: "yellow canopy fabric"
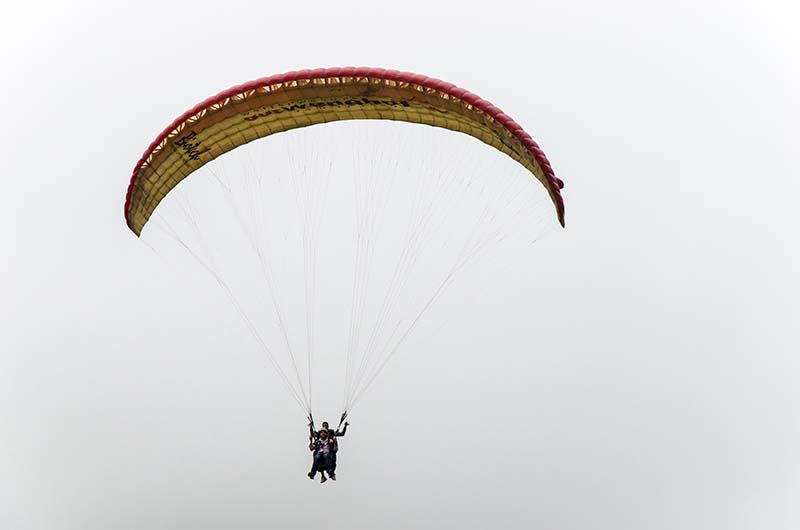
(124, 67, 565, 235)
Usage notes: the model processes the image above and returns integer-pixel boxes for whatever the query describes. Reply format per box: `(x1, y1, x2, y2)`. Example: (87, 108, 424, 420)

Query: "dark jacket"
(318, 424, 347, 439)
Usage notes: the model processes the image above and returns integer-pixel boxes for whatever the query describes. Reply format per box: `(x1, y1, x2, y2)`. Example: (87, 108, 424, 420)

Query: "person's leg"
(329, 452, 337, 479)
(316, 453, 329, 482)
(309, 452, 323, 479)
(308, 458, 316, 479)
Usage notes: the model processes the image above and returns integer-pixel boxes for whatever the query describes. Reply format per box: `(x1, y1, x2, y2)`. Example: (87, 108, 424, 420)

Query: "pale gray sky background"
(2, 1, 799, 529)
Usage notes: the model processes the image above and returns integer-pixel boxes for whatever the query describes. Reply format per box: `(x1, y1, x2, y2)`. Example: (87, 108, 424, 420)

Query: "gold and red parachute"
(124, 67, 566, 418)
(124, 67, 564, 235)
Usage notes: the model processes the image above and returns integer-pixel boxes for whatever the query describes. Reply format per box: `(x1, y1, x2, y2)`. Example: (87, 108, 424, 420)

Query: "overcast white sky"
(2, 1, 799, 529)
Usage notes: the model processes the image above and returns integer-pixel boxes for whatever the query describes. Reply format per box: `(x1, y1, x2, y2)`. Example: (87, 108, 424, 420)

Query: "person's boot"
(307, 471, 315, 480)
(320, 473, 327, 483)
(329, 472, 336, 481)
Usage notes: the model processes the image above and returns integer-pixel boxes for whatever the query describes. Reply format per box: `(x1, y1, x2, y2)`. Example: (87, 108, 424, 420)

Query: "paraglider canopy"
(124, 67, 565, 236)
(124, 66, 567, 420)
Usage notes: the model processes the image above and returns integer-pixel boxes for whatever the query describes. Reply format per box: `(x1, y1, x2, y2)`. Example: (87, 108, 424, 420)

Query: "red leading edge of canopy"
(124, 67, 566, 231)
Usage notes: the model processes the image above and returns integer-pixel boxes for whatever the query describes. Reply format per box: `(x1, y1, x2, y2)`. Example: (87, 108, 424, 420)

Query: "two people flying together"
(308, 420, 348, 483)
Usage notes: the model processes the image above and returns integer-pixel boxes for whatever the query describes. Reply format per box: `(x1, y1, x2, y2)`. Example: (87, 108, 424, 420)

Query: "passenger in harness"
(307, 417, 349, 483)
